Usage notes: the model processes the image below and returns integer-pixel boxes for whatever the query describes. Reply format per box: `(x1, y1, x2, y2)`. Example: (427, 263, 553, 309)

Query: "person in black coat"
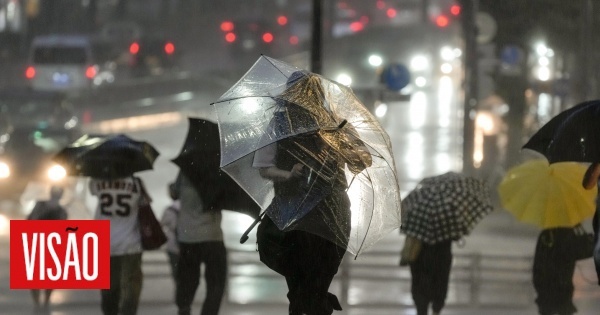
(406, 240, 453, 315)
(254, 72, 372, 315)
(254, 130, 353, 315)
(533, 226, 594, 315)
(582, 162, 600, 285)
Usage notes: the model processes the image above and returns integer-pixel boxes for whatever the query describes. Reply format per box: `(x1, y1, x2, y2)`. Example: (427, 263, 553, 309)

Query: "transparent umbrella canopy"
(211, 55, 402, 256)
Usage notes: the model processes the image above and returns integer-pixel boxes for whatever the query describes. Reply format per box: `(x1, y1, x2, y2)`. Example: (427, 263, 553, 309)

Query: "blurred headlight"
(410, 55, 429, 71)
(0, 161, 9, 179)
(48, 164, 67, 182)
(336, 73, 353, 86)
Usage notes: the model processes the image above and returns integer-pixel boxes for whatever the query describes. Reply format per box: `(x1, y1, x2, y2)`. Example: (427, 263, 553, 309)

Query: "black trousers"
(283, 230, 345, 315)
(176, 241, 227, 315)
(410, 241, 452, 315)
(101, 253, 143, 315)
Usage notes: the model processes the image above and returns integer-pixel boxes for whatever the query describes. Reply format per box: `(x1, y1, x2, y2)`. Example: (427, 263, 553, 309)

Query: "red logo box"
(10, 220, 110, 289)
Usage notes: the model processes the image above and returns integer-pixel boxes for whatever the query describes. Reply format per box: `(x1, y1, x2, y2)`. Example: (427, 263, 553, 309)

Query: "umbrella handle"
(240, 212, 266, 244)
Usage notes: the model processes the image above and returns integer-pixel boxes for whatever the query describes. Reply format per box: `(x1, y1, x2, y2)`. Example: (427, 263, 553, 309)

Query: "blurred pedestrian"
(174, 172, 227, 315)
(533, 225, 594, 315)
(27, 186, 67, 311)
(401, 235, 452, 315)
(160, 182, 180, 288)
(90, 176, 147, 315)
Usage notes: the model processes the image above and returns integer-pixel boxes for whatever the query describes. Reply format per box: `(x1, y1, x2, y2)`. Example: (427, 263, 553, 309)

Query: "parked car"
(0, 90, 82, 203)
(25, 35, 118, 94)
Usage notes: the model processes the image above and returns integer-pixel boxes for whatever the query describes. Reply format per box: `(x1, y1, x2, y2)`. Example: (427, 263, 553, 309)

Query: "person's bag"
(572, 224, 595, 261)
(399, 235, 422, 266)
(136, 177, 167, 250)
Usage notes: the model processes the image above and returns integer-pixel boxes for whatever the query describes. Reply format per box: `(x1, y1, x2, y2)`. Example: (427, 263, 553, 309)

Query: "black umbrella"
(171, 117, 260, 219)
(53, 134, 159, 179)
(523, 100, 600, 163)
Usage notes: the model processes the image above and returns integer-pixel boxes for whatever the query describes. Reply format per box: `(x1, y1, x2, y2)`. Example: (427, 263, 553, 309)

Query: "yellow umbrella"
(498, 159, 597, 228)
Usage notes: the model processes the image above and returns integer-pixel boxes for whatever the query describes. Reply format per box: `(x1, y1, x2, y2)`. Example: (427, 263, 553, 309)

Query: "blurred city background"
(1, 0, 600, 314)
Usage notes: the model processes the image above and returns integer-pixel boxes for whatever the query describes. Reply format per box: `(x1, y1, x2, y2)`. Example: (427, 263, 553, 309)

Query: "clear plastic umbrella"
(212, 56, 401, 256)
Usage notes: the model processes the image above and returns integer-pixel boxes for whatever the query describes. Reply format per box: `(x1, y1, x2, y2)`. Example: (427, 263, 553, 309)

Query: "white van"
(25, 35, 116, 93)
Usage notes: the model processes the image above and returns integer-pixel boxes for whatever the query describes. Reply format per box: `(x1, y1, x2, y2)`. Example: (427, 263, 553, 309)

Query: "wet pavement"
(6, 194, 600, 315)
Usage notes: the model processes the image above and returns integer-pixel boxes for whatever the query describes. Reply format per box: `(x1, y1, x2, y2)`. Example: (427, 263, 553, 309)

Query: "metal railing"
(143, 248, 536, 310)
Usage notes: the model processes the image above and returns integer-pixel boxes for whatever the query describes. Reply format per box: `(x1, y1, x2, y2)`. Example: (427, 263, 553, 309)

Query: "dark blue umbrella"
(523, 100, 600, 163)
(53, 134, 159, 179)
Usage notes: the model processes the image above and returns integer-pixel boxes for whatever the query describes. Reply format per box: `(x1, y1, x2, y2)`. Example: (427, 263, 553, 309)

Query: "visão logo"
(10, 220, 110, 289)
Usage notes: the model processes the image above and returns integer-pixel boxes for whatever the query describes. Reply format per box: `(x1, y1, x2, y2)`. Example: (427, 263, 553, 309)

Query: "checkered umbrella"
(400, 172, 494, 244)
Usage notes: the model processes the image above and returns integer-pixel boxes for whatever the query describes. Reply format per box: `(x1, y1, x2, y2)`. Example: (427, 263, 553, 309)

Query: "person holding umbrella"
(253, 72, 372, 315)
(583, 162, 600, 285)
(499, 159, 597, 314)
(53, 134, 160, 315)
(523, 99, 600, 285)
(169, 117, 261, 315)
(400, 172, 494, 315)
(213, 55, 401, 257)
(90, 174, 149, 315)
(402, 238, 452, 315)
(213, 56, 401, 313)
(172, 171, 227, 315)
(532, 225, 594, 315)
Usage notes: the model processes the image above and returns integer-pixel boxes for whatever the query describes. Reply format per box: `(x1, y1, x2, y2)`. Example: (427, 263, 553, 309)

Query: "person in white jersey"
(174, 171, 227, 315)
(90, 175, 147, 315)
